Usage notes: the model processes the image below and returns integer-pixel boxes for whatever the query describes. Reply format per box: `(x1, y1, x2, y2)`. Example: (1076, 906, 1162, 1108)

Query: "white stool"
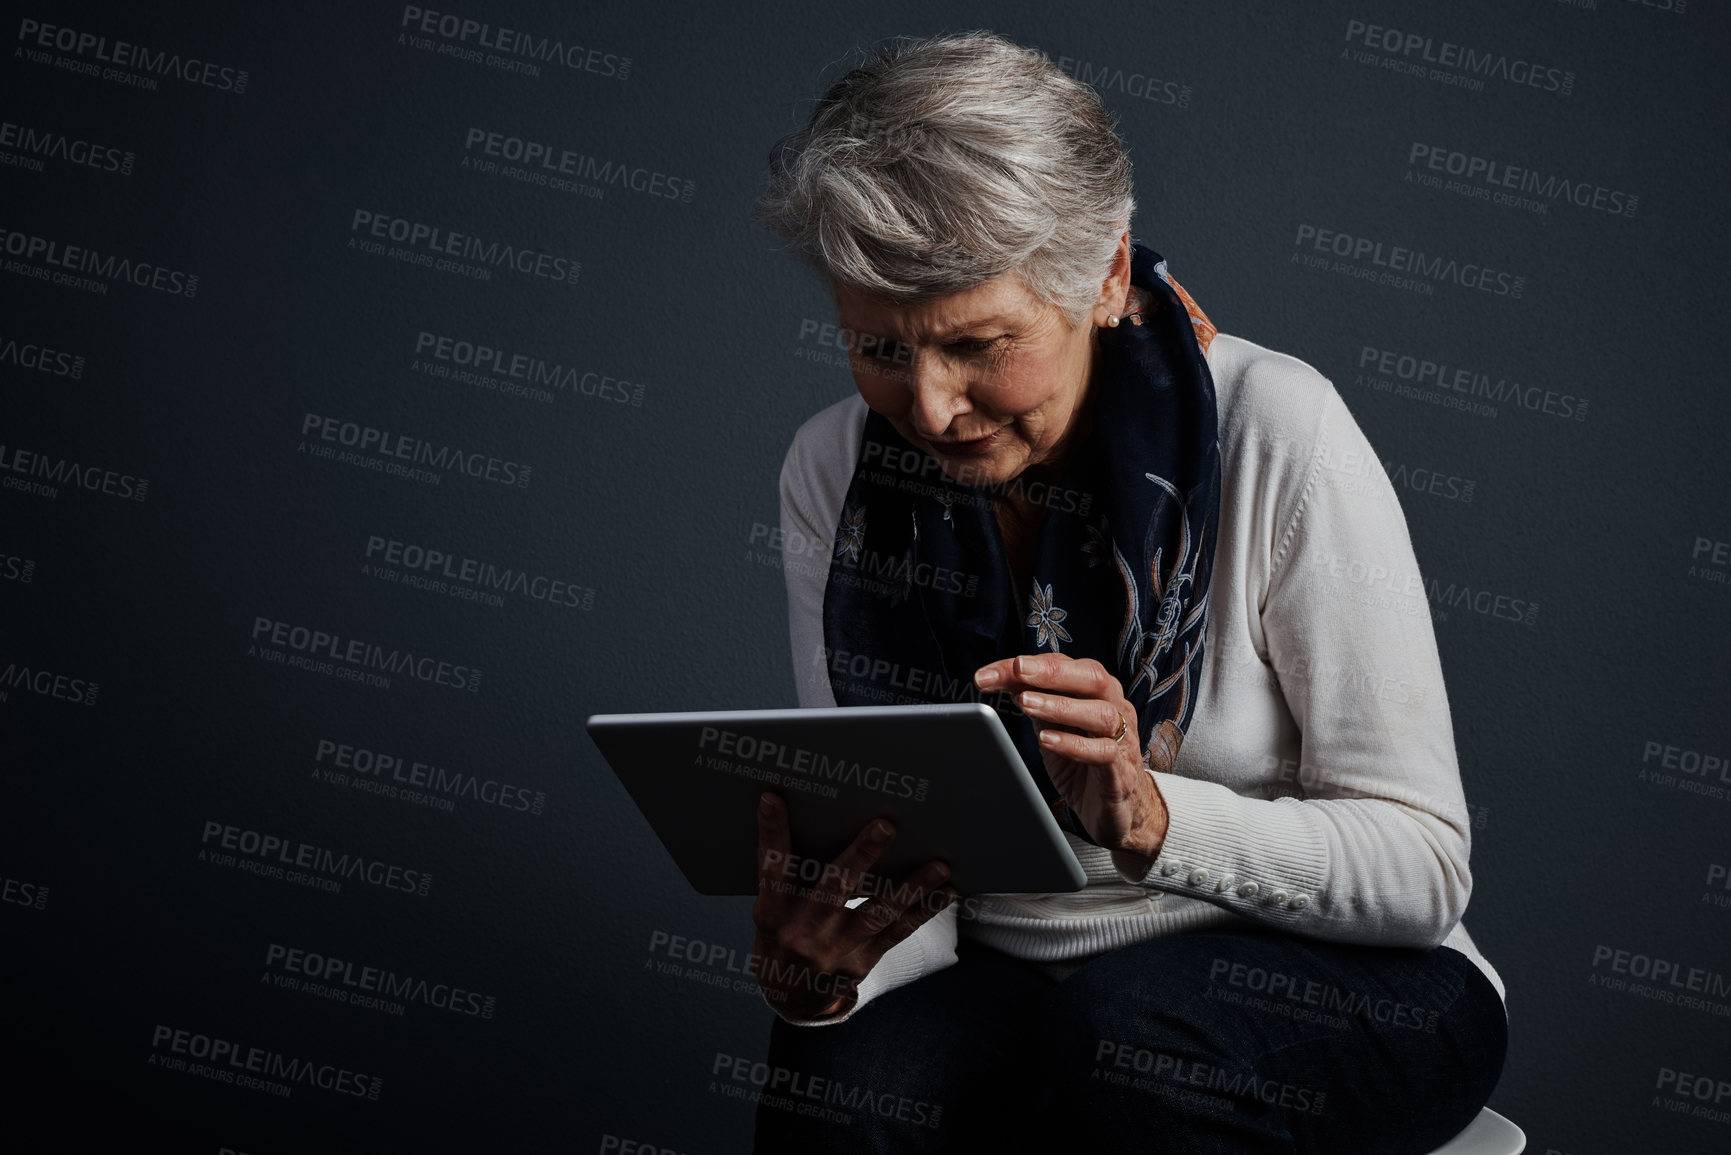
(1424, 1107, 1525, 1154)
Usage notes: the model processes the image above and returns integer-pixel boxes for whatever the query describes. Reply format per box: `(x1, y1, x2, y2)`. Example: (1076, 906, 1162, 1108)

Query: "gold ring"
(1110, 712, 1128, 743)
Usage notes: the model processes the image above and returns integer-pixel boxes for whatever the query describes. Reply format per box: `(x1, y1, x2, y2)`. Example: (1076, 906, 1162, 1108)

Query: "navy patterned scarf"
(821, 244, 1221, 847)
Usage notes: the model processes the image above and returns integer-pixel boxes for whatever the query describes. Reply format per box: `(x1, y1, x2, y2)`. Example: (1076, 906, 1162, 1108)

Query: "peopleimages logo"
(1590, 945, 1731, 998)
(364, 535, 594, 611)
(1293, 224, 1525, 298)
(1341, 18, 1574, 96)
(200, 820, 433, 898)
(1357, 345, 1587, 422)
(818, 644, 998, 708)
(711, 1053, 944, 1129)
(0, 119, 134, 176)
(1237, 652, 1426, 708)
(264, 943, 497, 1020)
(1094, 1040, 1327, 1115)
(697, 726, 931, 802)
(1704, 863, 1731, 911)
(1689, 536, 1729, 590)
(398, 6, 630, 81)
(348, 209, 580, 286)
(1620, 0, 1687, 15)
(0, 442, 148, 502)
(1208, 957, 1439, 1032)
(15, 19, 250, 93)
(1425, 576, 1538, 627)
(3, 553, 42, 585)
(299, 413, 532, 489)
(462, 128, 695, 203)
(314, 736, 548, 817)
(0, 331, 86, 377)
(148, 1025, 379, 1102)
(412, 329, 644, 406)
(1654, 1066, 1730, 1127)
(1406, 143, 1637, 218)
(249, 615, 483, 693)
(0, 660, 99, 706)
(1638, 738, 1730, 802)
(1052, 52, 1192, 107)
(2, 872, 49, 911)
(0, 225, 196, 297)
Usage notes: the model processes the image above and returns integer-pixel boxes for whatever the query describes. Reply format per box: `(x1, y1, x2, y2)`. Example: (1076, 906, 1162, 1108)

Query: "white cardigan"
(771, 331, 1505, 1025)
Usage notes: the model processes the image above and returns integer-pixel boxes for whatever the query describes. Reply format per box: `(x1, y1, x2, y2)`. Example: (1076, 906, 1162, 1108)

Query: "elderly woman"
(747, 31, 1506, 1155)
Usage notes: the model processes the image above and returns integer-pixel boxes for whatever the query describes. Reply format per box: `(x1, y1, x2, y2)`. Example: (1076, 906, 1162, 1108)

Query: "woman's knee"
(755, 955, 1053, 1153)
(1031, 973, 1292, 1151)
(1036, 954, 1248, 1103)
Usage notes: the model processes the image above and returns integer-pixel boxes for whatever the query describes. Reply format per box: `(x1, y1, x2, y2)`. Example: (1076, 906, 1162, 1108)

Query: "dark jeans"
(754, 926, 1507, 1154)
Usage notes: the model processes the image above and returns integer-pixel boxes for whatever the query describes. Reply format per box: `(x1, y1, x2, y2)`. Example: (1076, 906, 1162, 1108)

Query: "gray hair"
(755, 30, 1136, 327)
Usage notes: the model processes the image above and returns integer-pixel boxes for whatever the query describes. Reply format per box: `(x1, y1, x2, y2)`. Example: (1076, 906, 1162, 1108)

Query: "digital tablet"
(585, 703, 1088, 896)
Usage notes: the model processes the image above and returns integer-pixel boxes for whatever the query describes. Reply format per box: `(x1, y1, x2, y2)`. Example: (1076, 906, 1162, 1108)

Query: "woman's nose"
(906, 357, 971, 438)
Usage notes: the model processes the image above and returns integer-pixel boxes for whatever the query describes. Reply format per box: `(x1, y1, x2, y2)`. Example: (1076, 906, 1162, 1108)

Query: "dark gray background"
(2, 1, 1726, 1151)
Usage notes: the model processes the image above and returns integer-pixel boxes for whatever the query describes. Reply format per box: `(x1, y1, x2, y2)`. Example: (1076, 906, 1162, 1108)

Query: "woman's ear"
(1095, 230, 1134, 323)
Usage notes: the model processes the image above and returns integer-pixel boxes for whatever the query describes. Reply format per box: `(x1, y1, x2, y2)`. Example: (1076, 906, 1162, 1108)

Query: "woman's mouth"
(932, 430, 998, 457)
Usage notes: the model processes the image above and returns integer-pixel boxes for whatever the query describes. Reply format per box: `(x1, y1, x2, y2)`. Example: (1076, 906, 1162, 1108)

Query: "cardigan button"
(1159, 861, 1180, 877)
(1218, 873, 1238, 892)
(1236, 881, 1259, 898)
(1289, 894, 1311, 910)
(1190, 867, 1211, 886)
(1269, 889, 1289, 905)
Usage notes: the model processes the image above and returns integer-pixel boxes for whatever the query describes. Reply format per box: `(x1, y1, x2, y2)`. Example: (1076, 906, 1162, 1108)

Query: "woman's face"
(830, 269, 1109, 489)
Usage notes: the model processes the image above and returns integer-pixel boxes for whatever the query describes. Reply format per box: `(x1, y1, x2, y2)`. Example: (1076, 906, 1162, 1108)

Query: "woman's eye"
(854, 339, 906, 362)
(950, 338, 997, 354)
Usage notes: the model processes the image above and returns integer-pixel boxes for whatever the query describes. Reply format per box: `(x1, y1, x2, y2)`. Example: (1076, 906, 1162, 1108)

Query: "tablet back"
(586, 703, 1088, 896)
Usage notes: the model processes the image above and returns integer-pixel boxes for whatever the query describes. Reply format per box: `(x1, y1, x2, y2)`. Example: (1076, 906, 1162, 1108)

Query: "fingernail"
(976, 668, 1000, 688)
(1021, 691, 1044, 709)
(1016, 655, 1033, 677)
(927, 864, 950, 885)
(872, 820, 894, 840)
(1040, 730, 1059, 747)
(759, 793, 775, 813)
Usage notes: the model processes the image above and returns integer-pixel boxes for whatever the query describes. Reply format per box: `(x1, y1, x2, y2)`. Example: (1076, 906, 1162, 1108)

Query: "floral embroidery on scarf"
(836, 505, 866, 565)
(888, 543, 915, 608)
(1082, 518, 1111, 568)
(1026, 579, 1072, 652)
(1115, 471, 1209, 703)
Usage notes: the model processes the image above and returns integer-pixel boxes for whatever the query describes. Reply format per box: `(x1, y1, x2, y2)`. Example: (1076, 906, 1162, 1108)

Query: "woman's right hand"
(752, 791, 957, 1020)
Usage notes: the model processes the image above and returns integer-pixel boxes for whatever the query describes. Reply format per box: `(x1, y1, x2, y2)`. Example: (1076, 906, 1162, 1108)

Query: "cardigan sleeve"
(762, 407, 961, 1027)
(1114, 383, 1475, 950)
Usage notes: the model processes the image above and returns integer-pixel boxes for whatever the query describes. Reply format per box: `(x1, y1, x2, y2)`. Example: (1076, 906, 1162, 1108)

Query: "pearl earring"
(1105, 314, 1119, 328)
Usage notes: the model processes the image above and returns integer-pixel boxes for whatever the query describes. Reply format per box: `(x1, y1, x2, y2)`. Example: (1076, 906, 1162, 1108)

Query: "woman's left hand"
(976, 653, 1175, 878)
